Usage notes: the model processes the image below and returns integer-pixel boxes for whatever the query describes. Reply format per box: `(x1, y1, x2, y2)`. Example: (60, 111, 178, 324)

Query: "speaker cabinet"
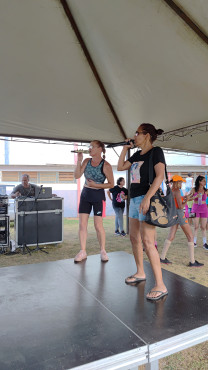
(15, 198, 63, 246)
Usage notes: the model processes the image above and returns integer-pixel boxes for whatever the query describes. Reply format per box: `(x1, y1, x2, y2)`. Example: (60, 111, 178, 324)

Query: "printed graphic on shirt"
(116, 191, 125, 203)
(131, 161, 144, 183)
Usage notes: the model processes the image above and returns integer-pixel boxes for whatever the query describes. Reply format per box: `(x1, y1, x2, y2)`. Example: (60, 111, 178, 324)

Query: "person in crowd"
(160, 175, 204, 267)
(11, 174, 39, 198)
(206, 196, 208, 231)
(185, 172, 193, 195)
(117, 123, 168, 301)
(188, 175, 208, 250)
(185, 198, 194, 225)
(154, 187, 164, 250)
(74, 140, 114, 263)
(107, 177, 128, 236)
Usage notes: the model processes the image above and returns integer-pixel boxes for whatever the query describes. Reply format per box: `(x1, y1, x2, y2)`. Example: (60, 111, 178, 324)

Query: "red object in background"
(74, 143, 81, 216)
(201, 155, 206, 166)
(102, 201, 106, 218)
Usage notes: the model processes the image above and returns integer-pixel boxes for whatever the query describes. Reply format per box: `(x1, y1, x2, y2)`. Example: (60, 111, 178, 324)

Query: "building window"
(39, 172, 56, 183)
(58, 172, 74, 183)
(1, 171, 19, 182)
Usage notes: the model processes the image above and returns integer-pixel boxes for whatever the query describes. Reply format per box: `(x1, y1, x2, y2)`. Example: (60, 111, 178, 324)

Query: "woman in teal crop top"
(74, 140, 114, 263)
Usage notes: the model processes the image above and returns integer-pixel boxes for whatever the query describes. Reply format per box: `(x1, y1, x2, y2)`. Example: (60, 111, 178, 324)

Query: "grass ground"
(0, 217, 207, 369)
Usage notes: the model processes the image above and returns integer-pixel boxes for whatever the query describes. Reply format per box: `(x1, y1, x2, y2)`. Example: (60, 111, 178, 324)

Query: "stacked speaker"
(0, 195, 9, 249)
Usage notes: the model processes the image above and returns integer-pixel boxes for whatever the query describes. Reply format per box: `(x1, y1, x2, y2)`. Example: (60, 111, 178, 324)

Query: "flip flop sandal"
(146, 290, 168, 301)
(125, 275, 146, 284)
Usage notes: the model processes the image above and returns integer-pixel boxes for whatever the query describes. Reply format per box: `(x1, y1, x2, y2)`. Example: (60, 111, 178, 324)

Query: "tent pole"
(126, 149, 130, 234)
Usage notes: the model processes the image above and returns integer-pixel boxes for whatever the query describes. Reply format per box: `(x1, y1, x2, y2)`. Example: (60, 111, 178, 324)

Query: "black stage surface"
(0, 251, 207, 370)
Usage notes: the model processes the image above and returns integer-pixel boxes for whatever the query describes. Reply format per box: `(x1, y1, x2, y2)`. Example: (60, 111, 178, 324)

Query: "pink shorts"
(192, 203, 208, 218)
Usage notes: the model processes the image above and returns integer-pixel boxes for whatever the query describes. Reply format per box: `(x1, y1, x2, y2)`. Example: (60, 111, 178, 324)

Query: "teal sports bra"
(84, 159, 106, 184)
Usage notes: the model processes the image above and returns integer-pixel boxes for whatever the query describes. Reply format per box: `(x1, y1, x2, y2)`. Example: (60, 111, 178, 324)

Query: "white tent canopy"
(0, 0, 208, 153)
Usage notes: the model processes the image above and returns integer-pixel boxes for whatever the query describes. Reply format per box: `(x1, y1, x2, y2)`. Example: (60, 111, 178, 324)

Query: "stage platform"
(0, 251, 207, 370)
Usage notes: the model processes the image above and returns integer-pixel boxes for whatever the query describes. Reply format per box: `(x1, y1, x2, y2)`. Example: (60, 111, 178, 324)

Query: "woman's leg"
(79, 213, 89, 250)
(94, 215, 109, 261)
(200, 217, 207, 245)
(160, 225, 178, 261)
(74, 213, 89, 262)
(125, 218, 146, 282)
(113, 206, 119, 232)
(118, 208, 124, 232)
(180, 223, 195, 263)
(141, 222, 167, 298)
(193, 217, 200, 245)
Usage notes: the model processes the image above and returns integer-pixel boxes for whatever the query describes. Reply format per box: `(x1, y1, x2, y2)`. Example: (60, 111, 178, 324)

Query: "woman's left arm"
(86, 161, 114, 189)
(140, 162, 165, 215)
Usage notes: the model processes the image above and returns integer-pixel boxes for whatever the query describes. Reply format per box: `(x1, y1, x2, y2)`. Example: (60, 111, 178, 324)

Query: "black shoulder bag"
(145, 148, 178, 228)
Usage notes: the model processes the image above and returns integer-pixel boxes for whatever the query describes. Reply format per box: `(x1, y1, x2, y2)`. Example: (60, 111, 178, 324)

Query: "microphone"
(106, 139, 135, 148)
(71, 149, 89, 154)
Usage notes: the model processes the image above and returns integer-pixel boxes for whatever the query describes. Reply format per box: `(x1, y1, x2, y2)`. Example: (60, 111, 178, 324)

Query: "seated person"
(11, 174, 39, 198)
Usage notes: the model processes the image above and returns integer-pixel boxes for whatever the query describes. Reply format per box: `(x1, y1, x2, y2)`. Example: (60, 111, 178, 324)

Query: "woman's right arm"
(117, 146, 132, 171)
(186, 189, 194, 200)
(74, 153, 89, 179)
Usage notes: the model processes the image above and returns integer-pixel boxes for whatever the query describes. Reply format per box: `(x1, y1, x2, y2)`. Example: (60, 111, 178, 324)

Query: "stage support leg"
(145, 360, 159, 370)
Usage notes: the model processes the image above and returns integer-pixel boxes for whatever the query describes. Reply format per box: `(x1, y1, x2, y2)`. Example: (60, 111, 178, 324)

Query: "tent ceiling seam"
(158, 121, 208, 141)
(0, 133, 119, 146)
(59, 0, 127, 139)
(163, 0, 208, 45)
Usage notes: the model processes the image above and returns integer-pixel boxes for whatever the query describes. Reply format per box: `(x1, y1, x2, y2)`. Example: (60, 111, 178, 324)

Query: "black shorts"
(79, 187, 106, 217)
(79, 199, 105, 216)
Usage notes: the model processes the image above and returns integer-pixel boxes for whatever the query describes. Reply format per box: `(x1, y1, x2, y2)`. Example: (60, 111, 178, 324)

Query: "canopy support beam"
(164, 0, 208, 46)
(60, 0, 127, 139)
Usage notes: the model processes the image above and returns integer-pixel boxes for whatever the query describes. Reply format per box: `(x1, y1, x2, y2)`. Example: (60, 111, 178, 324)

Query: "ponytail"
(140, 123, 164, 143)
(93, 140, 105, 159)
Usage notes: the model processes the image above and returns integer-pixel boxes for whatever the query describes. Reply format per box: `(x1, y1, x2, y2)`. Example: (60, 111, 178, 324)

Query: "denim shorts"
(176, 209, 188, 226)
(129, 195, 147, 221)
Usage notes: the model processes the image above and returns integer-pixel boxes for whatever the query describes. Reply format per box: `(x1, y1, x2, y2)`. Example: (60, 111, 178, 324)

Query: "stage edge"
(69, 345, 148, 370)
(148, 324, 208, 362)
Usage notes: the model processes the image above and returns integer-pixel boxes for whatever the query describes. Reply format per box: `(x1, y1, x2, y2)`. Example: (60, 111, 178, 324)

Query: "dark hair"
(117, 177, 124, 185)
(22, 174, 30, 180)
(194, 175, 207, 192)
(93, 140, 106, 159)
(187, 172, 192, 177)
(140, 123, 164, 143)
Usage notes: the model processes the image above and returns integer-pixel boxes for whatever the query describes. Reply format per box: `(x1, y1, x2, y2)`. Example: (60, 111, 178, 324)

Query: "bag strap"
(148, 147, 168, 185)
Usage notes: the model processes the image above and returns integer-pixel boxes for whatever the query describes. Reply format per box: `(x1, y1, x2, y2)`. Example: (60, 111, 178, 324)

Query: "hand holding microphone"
(77, 152, 83, 162)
